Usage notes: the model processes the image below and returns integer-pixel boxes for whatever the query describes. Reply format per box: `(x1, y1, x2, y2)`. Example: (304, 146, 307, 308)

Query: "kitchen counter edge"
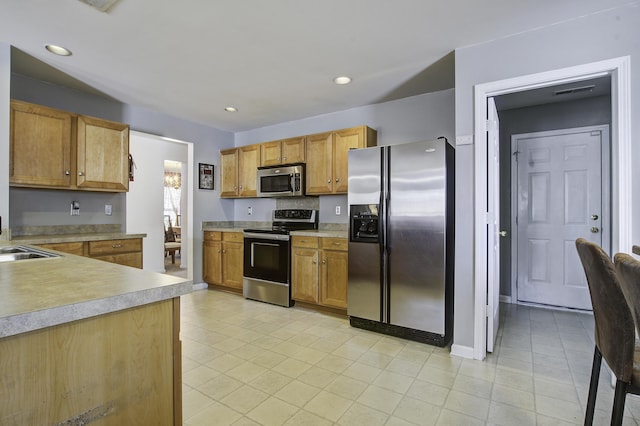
(11, 233, 147, 245)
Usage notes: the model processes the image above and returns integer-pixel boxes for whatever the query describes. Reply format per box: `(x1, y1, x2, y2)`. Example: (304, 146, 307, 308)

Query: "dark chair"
(575, 238, 640, 425)
(164, 224, 181, 264)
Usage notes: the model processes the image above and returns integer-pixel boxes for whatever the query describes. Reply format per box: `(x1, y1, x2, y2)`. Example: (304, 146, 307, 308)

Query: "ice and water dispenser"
(349, 204, 380, 243)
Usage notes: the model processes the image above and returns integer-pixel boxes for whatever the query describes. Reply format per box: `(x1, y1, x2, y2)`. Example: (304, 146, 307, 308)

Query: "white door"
(487, 98, 500, 353)
(515, 127, 606, 310)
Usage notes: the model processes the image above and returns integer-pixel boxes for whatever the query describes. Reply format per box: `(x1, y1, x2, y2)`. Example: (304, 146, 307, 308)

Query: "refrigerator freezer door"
(347, 147, 382, 322)
(388, 140, 447, 334)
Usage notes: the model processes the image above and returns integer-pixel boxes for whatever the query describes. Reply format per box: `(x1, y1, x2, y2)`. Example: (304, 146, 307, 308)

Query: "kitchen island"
(0, 242, 191, 425)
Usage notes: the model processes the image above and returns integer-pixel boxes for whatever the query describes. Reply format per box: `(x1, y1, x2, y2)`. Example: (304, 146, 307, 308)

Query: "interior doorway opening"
(472, 56, 632, 360)
(164, 160, 185, 277)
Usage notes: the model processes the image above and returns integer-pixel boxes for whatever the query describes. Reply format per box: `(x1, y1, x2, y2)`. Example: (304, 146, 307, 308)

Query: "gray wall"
(454, 3, 640, 350)
(234, 89, 456, 225)
(0, 44, 9, 238)
(497, 95, 612, 297)
(8, 73, 235, 284)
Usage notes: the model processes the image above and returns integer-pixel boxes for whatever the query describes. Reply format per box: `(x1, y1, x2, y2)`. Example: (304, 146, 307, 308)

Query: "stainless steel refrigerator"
(347, 138, 454, 346)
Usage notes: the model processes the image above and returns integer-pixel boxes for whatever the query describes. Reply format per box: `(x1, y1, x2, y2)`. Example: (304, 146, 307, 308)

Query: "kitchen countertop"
(0, 241, 191, 339)
(202, 226, 347, 239)
(12, 232, 147, 244)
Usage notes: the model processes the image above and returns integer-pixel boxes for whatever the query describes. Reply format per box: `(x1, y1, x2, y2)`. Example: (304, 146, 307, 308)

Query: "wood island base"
(0, 298, 182, 425)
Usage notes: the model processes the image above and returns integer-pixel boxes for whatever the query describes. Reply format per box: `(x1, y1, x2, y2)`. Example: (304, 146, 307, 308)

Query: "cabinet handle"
(335, 178, 340, 182)
(239, 185, 243, 190)
(64, 170, 70, 176)
(78, 171, 84, 176)
(283, 156, 286, 161)
(112, 244, 122, 248)
(222, 249, 227, 254)
(327, 179, 331, 184)
(312, 258, 317, 264)
(322, 259, 326, 264)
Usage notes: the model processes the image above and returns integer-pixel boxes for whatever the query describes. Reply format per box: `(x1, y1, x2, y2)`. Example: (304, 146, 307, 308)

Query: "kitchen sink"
(0, 246, 61, 263)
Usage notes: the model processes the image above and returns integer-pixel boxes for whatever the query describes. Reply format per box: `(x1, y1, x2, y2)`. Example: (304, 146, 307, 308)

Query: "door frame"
(510, 125, 611, 306)
(473, 56, 632, 360)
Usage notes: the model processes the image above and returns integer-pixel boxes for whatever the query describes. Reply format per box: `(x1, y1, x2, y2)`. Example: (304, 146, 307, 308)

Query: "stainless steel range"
(243, 209, 318, 307)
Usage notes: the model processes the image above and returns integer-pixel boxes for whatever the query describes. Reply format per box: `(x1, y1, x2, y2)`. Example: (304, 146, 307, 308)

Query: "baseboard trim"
(499, 295, 512, 304)
(450, 344, 475, 359)
(192, 282, 208, 290)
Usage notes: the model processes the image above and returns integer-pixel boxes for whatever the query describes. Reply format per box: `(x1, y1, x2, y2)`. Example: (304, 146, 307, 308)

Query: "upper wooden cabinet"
(260, 136, 305, 167)
(305, 126, 377, 195)
(9, 99, 130, 192)
(220, 144, 261, 198)
(76, 115, 129, 191)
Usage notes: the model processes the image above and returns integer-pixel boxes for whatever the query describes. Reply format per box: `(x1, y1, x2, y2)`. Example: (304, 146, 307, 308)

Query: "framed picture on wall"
(198, 163, 214, 190)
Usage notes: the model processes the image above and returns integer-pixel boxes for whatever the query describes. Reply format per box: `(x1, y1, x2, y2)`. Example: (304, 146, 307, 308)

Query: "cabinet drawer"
(292, 236, 319, 248)
(320, 237, 348, 251)
(222, 232, 243, 243)
(204, 231, 222, 241)
(88, 238, 142, 256)
(35, 241, 86, 256)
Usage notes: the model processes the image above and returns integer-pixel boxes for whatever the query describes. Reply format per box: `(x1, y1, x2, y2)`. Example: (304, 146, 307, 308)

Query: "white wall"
(127, 132, 188, 273)
(0, 43, 9, 238)
(453, 4, 640, 350)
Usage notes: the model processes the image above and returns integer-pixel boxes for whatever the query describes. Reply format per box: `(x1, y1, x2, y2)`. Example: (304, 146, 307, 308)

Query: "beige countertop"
(0, 242, 191, 339)
(202, 227, 347, 239)
(12, 232, 147, 245)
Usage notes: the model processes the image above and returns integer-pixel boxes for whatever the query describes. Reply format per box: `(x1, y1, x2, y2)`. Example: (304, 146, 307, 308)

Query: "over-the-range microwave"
(257, 163, 305, 197)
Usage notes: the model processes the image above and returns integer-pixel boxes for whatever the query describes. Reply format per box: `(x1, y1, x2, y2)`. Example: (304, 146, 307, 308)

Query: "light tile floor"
(181, 289, 640, 425)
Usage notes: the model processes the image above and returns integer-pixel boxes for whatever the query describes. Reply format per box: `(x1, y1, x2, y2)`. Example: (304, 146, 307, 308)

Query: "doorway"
(164, 160, 186, 278)
(126, 131, 194, 281)
(472, 56, 632, 360)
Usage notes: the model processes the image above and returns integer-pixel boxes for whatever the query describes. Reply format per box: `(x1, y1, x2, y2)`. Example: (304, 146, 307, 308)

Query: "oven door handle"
(244, 232, 289, 241)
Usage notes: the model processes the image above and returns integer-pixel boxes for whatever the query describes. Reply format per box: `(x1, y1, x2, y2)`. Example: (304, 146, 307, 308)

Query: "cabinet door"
(203, 240, 222, 285)
(10, 100, 73, 188)
(260, 141, 282, 167)
(220, 148, 239, 197)
(333, 127, 365, 194)
(305, 132, 333, 195)
(320, 249, 348, 309)
(281, 137, 305, 164)
(76, 115, 129, 192)
(93, 252, 143, 269)
(238, 144, 260, 197)
(291, 247, 319, 303)
(222, 241, 243, 289)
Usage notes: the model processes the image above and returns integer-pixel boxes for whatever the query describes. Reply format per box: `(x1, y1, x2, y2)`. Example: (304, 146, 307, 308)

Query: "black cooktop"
(244, 209, 318, 235)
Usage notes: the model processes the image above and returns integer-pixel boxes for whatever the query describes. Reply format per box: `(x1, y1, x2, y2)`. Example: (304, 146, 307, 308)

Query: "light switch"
(105, 204, 113, 216)
(335, 206, 341, 215)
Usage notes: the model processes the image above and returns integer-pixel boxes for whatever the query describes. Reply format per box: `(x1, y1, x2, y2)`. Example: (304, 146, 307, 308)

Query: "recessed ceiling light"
(224, 107, 238, 112)
(45, 44, 72, 56)
(333, 76, 352, 85)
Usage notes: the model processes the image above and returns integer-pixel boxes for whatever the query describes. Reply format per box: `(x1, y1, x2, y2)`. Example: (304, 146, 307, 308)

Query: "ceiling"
(0, 0, 631, 132)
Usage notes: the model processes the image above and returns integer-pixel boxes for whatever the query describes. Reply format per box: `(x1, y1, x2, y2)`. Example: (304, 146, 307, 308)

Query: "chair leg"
(585, 346, 602, 426)
(611, 379, 628, 426)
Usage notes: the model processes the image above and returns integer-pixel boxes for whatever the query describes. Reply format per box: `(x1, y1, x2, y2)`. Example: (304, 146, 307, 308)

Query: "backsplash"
(12, 224, 124, 237)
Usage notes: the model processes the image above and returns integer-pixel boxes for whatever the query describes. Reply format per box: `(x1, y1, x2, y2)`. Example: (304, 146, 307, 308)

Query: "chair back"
(575, 238, 635, 382)
(615, 252, 640, 335)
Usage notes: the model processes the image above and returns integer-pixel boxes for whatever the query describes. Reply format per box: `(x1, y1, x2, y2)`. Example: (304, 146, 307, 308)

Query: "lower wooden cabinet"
(291, 236, 348, 310)
(35, 238, 143, 269)
(203, 231, 243, 290)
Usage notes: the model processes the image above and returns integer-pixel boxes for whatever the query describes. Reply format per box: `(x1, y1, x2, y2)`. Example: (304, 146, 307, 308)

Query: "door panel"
(516, 128, 602, 310)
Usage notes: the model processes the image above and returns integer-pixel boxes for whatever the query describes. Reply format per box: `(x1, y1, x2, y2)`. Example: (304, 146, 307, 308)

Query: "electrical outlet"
(105, 204, 113, 216)
(248, 206, 253, 216)
(70, 201, 80, 216)
(335, 206, 341, 215)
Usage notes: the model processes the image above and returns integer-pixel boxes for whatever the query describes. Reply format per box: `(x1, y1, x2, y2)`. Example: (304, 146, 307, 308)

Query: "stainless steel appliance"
(347, 138, 454, 346)
(257, 164, 304, 197)
(243, 209, 318, 307)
